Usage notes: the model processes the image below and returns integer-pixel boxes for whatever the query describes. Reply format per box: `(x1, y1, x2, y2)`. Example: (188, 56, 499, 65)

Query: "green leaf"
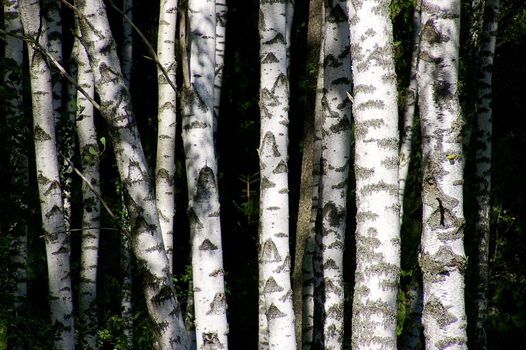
(88, 145, 98, 156)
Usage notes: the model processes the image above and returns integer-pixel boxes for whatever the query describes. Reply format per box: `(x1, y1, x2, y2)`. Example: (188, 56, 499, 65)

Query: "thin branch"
(0, 28, 101, 111)
(179, 5, 191, 89)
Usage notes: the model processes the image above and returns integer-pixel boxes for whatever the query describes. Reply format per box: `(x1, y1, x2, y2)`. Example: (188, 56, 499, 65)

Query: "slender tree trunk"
(349, 1, 401, 349)
(399, 0, 422, 220)
(258, 1, 296, 349)
(293, 0, 323, 348)
(75, 1, 190, 348)
(73, 28, 101, 350)
(213, 0, 227, 138)
(417, 1, 468, 349)
(182, 1, 229, 349)
(122, 0, 133, 87)
(473, 1, 500, 349)
(19, 1, 75, 348)
(318, 1, 352, 349)
(4, 0, 29, 311)
(156, 0, 178, 275)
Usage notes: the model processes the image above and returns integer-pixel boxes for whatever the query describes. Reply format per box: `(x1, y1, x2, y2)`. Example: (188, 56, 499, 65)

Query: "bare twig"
(0, 28, 101, 111)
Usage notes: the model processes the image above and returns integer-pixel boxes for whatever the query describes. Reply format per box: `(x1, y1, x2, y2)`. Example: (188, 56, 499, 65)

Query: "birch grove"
(1, 1, 524, 349)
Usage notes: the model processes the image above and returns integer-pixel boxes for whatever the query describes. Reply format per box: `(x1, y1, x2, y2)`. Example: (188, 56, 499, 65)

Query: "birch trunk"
(473, 1, 500, 349)
(75, 1, 190, 348)
(399, 0, 422, 220)
(73, 29, 101, 350)
(318, 1, 351, 348)
(182, 1, 229, 349)
(4, 0, 28, 309)
(349, 1, 401, 349)
(19, 1, 75, 348)
(258, 1, 296, 348)
(156, 0, 178, 274)
(417, 1, 468, 349)
(213, 0, 227, 137)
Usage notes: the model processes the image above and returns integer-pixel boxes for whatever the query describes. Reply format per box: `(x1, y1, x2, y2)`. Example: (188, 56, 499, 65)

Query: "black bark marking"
(263, 277, 284, 293)
(206, 293, 226, 315)
(199, 239, 218, 251)
(261, 239, 281, 263)
(266, 303, 286, 320)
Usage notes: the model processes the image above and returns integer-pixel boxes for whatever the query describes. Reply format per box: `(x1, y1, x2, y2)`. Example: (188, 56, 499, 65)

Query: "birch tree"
(4, 0, 28, 310)
(156, 0, 178, 274)
(73, 27, 101, 350)
(19, 1, 75, 348)
(213, 0, 227, 137)
(258, 0, 296, 348)
(417, 1, 468, 349)
(318, 1, 351, 348)
(473, 1, 500, 349)
(182, 1, 229, 349)
(74, 0, 190, 348)
(349, 1, 401, 349)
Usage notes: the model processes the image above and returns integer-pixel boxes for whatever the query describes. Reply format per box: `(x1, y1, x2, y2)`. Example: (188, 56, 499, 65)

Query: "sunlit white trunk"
(73, 28, 101, 350)
(349, 1, 401, 349)
(4, 0, 28, 309)
(318, 1, 352, 349)
(75, 1, 190, 348)
(156, 0, 178, 274)
(19, 1, 75, 348)
(417, 1, 468, 349)
(473, 1, 500, 349)
(258, 1, 296, 349)
(182, 1, 229, 349)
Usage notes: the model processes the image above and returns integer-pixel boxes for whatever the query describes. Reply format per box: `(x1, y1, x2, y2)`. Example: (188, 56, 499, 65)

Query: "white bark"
(4, 0, 28, 308)
(73, 28, 101, 350)
(417, 1, 468, 349)
(398, 0, 422, 221)
(19, 1, 75, 348)
(258, 1, 296, 349)
(473, 1, 499, 349)
(319, 1, 351, 348)
(75, 1, 190, 348)
(349, 1, 401, 349)
(183, 1, 229, 349)
(213, 0, 227, 137)
(156, 0, 178, 274)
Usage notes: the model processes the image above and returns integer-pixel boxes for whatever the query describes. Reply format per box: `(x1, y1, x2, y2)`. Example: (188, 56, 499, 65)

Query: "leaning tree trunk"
(182, 1, 229, 349)
(19, 1, 75, 348)
(156, 0, 178, 274)
(318, 1, 352, 348)
(472, 1, 500, 349)
(258, 1, 297, 349)
(4, 0, 29, 311)
(74, 1, 190, 348)
(417, 1, 468, 349)
(73, 27, 101, 350)
(349, 1, 401, 349)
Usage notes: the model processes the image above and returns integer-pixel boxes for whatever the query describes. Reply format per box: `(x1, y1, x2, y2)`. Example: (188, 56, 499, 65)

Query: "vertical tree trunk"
(75, 1, 190, 348)
(398, 0, 422, 220)
(4, 0, 29, 311)
(293, 0, 323, 348)
(19, 1, 75, 348)
(318, 1, 352, 348)
(258, 1, 296, 349)
(417, 1, 468, 349)
(213, 0, 227, 137)
(473, 1, 500, 349)
(156, 0, 178, 275)
(349, 1, 401, 349)
(121, 0, 133, 87)
(182, 1, 229, 349)
(73, 27, 101, 350)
